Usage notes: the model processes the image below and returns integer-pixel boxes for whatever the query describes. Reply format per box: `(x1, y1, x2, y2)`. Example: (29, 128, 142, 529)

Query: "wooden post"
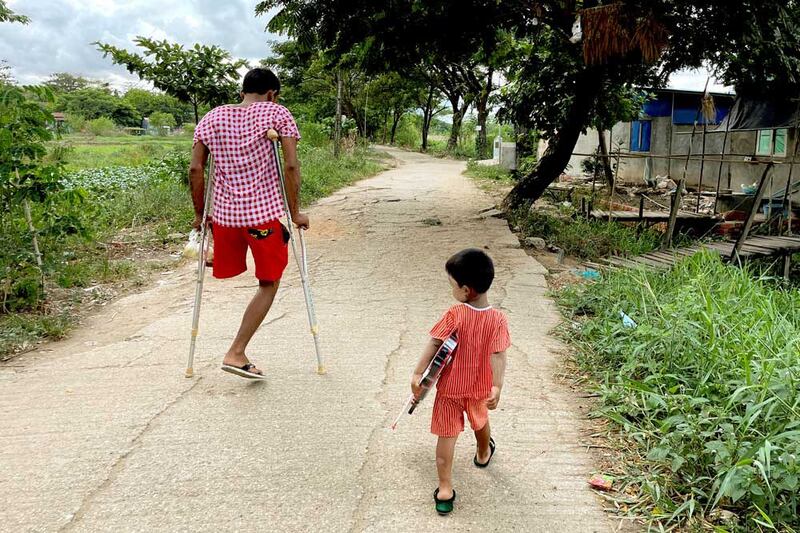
(665, 178, 685, 248)
(608, 147, 620, 223)
(780, 126, 799, 235)
(731, 163, 773, 263)
(784, 254, 792, 280)
(638, 195, 645, 220)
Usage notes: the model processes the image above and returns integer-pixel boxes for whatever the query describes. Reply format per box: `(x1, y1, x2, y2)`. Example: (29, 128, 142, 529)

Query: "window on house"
(630, 120, 652, 152)
(756, 128, 788, 156)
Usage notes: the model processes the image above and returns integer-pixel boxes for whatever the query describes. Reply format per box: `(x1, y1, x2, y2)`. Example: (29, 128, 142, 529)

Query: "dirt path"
(1, 148, 614, 532)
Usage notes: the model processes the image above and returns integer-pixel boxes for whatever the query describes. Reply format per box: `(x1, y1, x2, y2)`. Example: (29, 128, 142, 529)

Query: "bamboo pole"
(713, 127, 730, 214)
(697, 121, 707, 212)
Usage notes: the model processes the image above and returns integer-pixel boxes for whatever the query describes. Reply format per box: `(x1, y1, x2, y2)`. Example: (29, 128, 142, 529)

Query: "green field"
(1, 130, 388, 358)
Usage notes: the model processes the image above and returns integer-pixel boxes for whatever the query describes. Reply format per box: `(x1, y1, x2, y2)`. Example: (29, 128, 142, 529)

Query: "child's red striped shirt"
(429, 304, 511, 399)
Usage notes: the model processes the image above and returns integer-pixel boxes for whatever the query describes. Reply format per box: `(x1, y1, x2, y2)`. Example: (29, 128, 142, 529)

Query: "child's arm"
(487, 350, 507, 410)
(410, 337, 444, 397)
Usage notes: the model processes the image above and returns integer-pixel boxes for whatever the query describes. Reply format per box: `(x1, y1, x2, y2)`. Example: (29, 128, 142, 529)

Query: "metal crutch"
(185, 157, 215, 378)
(266, 129, 326, 375)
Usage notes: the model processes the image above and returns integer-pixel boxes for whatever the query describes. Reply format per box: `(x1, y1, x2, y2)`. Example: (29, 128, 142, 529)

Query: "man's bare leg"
(222, 280, 280, 374)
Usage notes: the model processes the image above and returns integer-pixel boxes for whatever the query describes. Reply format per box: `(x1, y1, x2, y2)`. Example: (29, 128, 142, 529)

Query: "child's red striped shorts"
(431, 395, 489, 437)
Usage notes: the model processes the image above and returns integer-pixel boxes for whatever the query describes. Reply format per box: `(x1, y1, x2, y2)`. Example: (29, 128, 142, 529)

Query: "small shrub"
(465, 160, 512, 182)
(149, 112, 176, 135)
(87, 117, 116, 136)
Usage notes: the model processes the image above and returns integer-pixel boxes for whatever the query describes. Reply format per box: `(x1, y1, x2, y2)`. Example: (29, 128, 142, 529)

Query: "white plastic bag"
(183, 229, 202, 259)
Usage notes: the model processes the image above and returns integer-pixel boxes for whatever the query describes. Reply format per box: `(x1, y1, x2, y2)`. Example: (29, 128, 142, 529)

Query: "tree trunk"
(382, 111, 389, 144)
(597, 127, 615, 187)
(390, 109, 402, 144)
(475, 69, 493, 159)
(421, 84, 435, 151)
(446, 96, 466, 152)
(504, 68, 606, 208)
(192, 98, 199, 125)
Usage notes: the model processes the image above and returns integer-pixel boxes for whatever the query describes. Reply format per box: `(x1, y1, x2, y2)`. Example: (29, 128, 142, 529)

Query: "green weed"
(0, 312, 72, 358)
(558, 252, 800, 530)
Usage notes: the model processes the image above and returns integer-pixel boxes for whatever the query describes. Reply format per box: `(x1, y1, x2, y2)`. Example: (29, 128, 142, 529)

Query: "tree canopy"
(96, 38, 247, 123)
(256, 0, 800, 205)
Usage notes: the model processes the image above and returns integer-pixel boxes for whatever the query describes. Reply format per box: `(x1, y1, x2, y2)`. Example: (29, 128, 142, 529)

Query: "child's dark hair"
(242, 68, 281, 95)
(446, 248, 495, 294)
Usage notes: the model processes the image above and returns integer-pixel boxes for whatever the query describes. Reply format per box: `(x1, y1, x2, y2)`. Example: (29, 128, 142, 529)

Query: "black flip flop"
(221, 363, 266, 380)
(433, 488, 456, 515)
(473, 437, 496, 468)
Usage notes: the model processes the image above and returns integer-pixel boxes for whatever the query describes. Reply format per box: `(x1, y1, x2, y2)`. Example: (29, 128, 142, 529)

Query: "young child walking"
(411, 248, 510, 515)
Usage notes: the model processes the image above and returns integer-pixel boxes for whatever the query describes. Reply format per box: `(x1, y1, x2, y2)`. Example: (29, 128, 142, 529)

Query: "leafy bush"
(394, 115, 420, 149)
(298, 121, 330, 147)
(559, 252, 800, 530)
(87, 117, 116, 136)
(64, 113, 86, 133)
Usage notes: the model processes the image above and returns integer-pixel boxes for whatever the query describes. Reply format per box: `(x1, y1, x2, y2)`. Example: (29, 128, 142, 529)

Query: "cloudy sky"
(1, 0, 279, 87)
(1, 0, 730, 94)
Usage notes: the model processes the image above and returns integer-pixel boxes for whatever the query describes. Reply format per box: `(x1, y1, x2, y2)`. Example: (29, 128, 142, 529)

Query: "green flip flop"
(474, 437, 496, 468)
(433, 488, 456, 515)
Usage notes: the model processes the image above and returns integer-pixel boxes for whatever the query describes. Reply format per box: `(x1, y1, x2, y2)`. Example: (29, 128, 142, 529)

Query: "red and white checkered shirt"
(193, 102, 301, 227)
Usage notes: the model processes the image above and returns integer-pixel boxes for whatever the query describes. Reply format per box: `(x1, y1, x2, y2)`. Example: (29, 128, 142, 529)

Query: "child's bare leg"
(474, 420, 492, 463)
(436, 436, 458, 499)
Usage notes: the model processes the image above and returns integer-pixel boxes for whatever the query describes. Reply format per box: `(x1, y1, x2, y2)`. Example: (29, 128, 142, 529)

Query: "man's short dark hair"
(242, 68, 281, 95)
(445, 248, 495, 294)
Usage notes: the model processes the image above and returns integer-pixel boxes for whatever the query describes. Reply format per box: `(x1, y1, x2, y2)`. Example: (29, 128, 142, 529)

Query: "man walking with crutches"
(188, 68, 308, 379)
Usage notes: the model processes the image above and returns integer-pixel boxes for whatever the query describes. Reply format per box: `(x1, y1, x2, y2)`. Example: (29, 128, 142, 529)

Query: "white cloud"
(667, 68, 734, 94)
(1, 0, 281, 88)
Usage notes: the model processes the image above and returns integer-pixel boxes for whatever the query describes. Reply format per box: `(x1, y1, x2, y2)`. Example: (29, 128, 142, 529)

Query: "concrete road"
(1, 148, 614, 532)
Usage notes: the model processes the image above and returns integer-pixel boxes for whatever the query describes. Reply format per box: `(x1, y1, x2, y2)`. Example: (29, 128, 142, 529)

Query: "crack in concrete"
(58, 376, 204, 532)
(348, 305, 409, 533)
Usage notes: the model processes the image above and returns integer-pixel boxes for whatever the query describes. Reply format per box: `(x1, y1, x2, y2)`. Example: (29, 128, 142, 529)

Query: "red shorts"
(431, 395, 489, 437)
(211, 219, 289, 281)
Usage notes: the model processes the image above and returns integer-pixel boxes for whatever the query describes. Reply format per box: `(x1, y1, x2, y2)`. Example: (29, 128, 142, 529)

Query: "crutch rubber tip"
(317, 365, 327, 375)
(185, 368, 194, 378)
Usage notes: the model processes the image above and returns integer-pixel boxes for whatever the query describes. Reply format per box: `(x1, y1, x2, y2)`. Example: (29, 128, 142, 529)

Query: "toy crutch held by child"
(266, 128, 326, 375)
(184, 157, 215, 378)
(391, 331, 458, 430)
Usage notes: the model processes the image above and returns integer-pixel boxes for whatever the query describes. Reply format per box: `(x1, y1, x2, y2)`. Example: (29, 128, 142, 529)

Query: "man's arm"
(487, 350, 507, 410)
(279, 136, 309, 229)
(410, 338, 444, 397)
(189, 141, 210, 229)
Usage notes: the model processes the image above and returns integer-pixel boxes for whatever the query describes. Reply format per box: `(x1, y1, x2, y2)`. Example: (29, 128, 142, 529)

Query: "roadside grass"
(510, 207, 663, 261)
(464, 160, 513, 183)
(1, 133, 389, 358)
(298, 144, 386, 206)
(557, 252, 800, 531)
